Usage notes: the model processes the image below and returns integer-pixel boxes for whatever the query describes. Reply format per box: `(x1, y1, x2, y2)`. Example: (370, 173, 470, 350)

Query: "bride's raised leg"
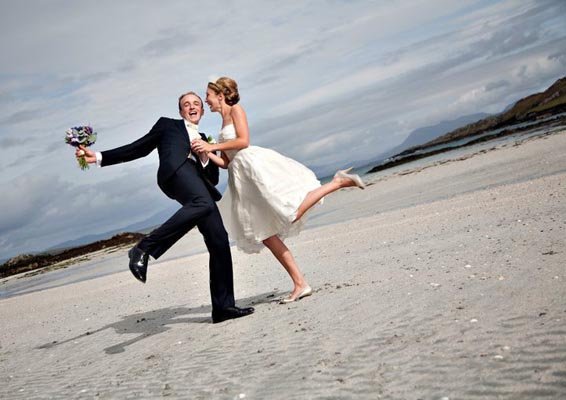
(262, 235, 311, 302)
(293, 169, 364, 222)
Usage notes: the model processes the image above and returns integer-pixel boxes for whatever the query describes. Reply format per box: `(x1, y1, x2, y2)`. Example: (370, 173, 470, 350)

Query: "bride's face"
(205, 88, 222, 112)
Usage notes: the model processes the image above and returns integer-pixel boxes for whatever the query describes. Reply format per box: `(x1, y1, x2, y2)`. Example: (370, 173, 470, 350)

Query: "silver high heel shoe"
(280, 286, 313, 304)
(336, 167, 366, 189)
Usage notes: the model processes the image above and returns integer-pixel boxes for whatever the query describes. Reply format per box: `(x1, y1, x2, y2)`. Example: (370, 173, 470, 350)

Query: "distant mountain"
(1, 232, 145, 279)
(401, 75, 566, 154)
(47, 205, 178, 252)
(11, 180, 229, 260)
(264, 113, 488, 178)
(385, 113, 491, 159)
(367, 75, 566, 174)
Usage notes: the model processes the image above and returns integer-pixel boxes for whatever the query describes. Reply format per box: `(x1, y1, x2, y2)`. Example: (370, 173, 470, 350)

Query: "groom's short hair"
(178, 91, 204, 112)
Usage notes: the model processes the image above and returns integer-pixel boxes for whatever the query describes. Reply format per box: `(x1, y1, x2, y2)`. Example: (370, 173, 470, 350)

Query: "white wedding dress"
(218, 124, 322, 253)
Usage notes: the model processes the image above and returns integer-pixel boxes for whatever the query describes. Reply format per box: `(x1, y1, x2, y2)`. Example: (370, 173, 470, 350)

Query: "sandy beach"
(1, 128, 565, 399)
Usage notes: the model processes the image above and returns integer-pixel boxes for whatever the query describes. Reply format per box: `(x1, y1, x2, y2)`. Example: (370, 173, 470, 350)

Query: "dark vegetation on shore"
(369, 75, 566, 173)
(0, 232, 145, 279)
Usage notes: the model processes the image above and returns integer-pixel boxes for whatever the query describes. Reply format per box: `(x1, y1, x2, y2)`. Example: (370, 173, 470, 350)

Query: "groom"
(77, 91, 253, 324)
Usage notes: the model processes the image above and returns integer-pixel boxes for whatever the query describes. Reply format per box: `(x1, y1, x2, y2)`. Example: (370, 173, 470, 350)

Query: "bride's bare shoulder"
(232, 103, 245, 113)
(231, 103, 247, 119)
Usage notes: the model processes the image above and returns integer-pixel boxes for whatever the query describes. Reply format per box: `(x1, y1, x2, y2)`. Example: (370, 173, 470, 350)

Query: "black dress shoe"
(212, 306, 255, 324)
(128, 246, 149, 283)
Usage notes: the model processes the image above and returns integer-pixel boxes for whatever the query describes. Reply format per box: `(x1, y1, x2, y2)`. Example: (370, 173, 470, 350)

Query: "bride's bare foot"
(280, 285, 313, 304)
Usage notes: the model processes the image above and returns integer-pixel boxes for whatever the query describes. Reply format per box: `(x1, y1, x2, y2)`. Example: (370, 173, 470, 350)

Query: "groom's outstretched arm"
(100, 118, 164, 167)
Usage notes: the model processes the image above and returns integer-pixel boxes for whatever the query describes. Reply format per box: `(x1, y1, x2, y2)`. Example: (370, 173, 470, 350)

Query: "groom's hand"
(76, 145, 97, 164)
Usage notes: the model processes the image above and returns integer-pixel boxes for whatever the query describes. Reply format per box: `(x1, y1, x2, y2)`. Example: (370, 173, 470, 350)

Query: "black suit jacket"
(101, 117, 221, 201)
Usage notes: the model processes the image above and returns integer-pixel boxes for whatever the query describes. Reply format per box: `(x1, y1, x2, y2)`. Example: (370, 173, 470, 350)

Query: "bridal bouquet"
(65, 126, 97, 170)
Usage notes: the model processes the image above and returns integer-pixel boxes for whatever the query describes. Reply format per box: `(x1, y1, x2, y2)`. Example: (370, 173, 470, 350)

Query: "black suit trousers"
(138, 159, 235, 310)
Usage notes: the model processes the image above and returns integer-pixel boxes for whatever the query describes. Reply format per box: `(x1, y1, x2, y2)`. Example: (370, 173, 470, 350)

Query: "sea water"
(339, 119, 566, 183)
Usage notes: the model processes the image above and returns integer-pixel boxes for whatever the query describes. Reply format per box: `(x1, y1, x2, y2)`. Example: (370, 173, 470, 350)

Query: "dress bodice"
(218, 124, 239, 160)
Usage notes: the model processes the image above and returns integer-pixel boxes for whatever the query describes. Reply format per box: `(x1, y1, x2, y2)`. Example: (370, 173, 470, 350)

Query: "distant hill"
(383, 113, 491, 160)
(0, 232, 145, 279)
(400, 75, 566, 155)
(47, 182, 229, 253)
(1, 181, 230, 266)
(367, 75, 566, 174)
(46, 205, 178, 252)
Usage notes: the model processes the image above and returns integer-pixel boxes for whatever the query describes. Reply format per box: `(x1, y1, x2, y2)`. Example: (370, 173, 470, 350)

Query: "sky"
(1, 0, 565, 260)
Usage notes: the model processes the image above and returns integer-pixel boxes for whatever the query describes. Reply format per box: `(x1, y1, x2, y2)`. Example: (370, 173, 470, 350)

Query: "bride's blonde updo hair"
(208, 77, 240, 106)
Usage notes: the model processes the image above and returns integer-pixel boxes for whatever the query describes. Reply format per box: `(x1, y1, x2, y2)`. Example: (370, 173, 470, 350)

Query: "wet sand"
(1, 129, 565, 399)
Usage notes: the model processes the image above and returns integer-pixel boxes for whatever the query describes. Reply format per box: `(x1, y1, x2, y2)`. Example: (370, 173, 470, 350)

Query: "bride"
(191, 77, 365, 303)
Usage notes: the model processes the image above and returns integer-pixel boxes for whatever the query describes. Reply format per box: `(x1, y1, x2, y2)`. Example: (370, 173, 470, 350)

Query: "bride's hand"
(191, 138, 212, 153)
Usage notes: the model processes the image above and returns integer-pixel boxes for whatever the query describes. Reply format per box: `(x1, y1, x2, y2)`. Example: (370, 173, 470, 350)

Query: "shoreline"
(2, 120, 563, 286)
(2, 126, 565, 300)
(367, 116, 566, 174)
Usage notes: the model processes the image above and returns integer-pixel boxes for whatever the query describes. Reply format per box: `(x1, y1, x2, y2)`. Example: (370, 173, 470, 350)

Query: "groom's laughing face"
(179, 93, 204, 124)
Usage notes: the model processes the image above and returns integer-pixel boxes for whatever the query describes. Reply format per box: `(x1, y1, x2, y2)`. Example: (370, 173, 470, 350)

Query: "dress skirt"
(219, 145, 322, 253)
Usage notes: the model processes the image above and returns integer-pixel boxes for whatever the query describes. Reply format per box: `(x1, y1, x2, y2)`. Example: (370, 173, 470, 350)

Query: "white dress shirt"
(185, 121, 209, 167)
